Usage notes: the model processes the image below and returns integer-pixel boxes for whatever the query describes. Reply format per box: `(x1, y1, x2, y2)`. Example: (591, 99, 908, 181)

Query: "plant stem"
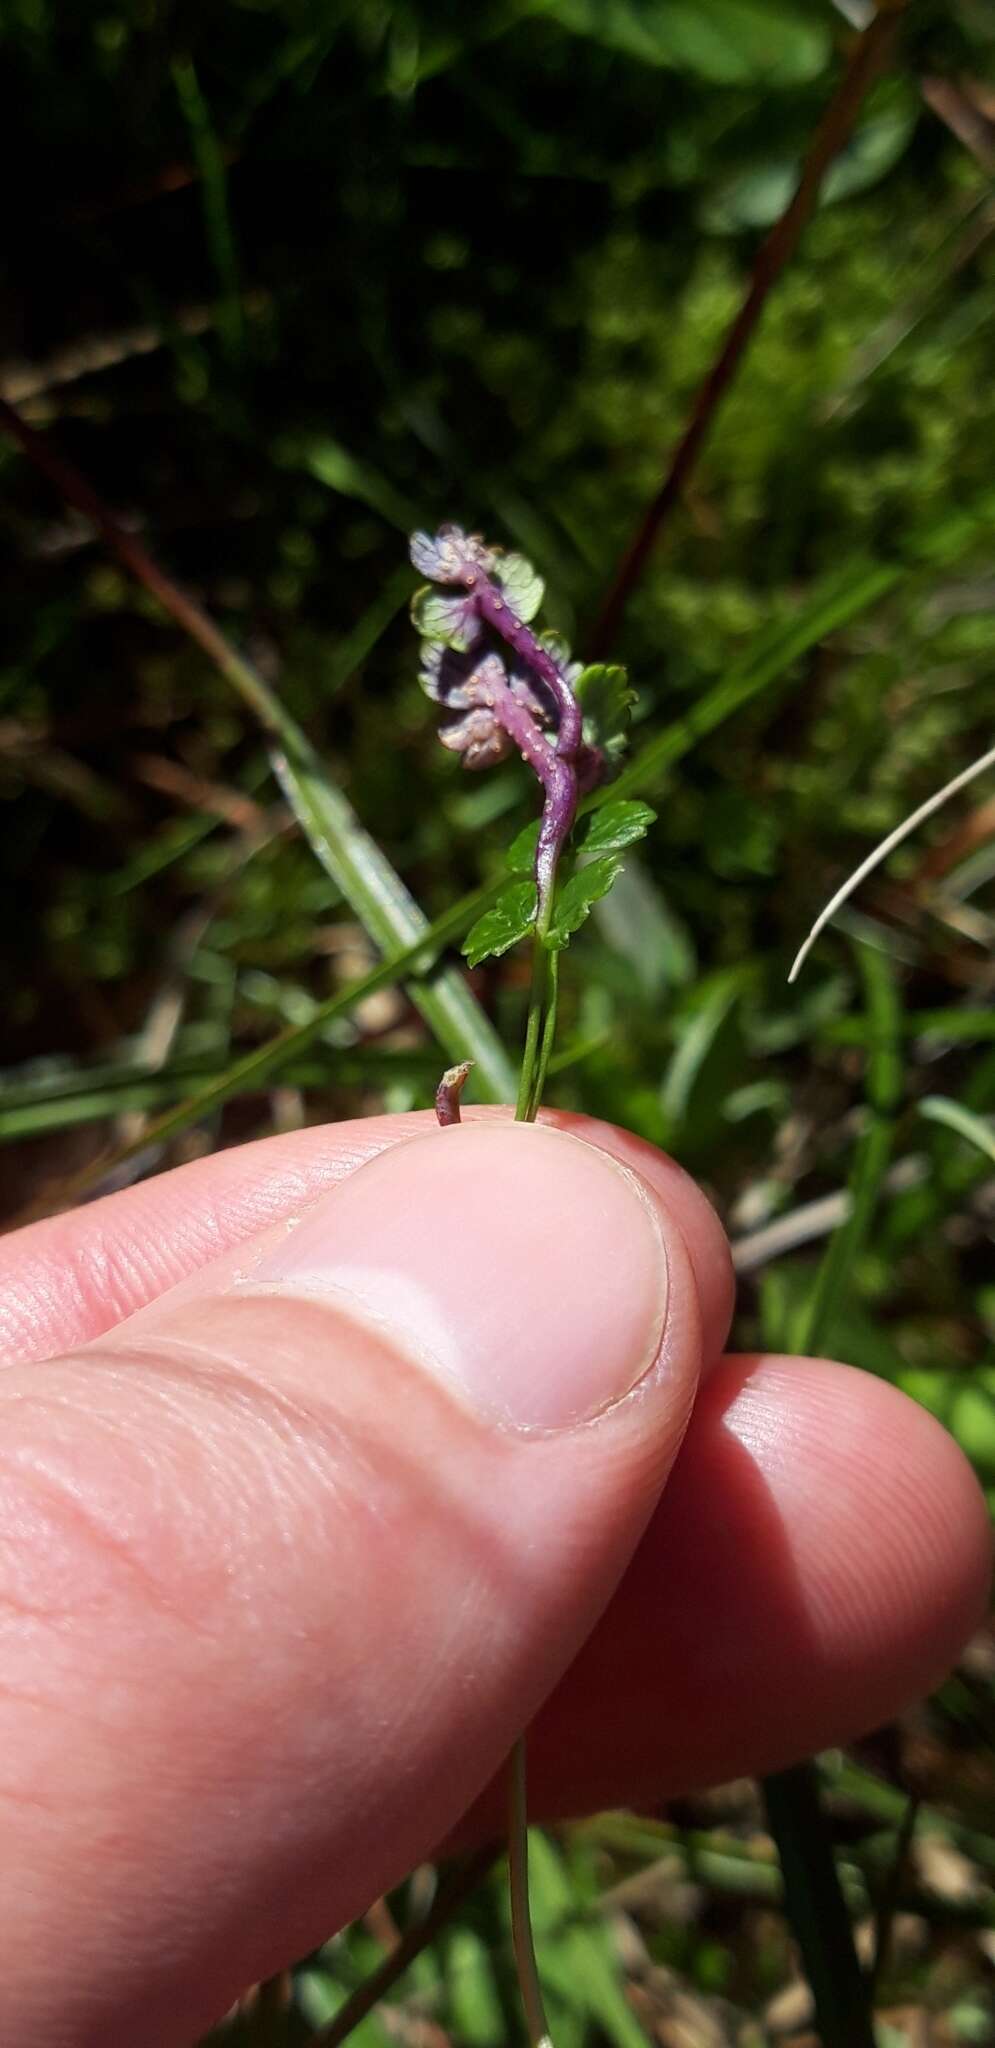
(515, 897, 558, 1124)
(507, 882, 561, 2046)
(507, 1738, 553, 2048)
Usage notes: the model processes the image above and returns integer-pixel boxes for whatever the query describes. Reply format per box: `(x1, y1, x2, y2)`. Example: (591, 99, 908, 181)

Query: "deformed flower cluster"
(409, 524, 605, 919)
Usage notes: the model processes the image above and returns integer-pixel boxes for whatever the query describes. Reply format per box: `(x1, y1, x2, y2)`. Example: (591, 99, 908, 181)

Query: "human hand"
(1, 1110, 989, 2046)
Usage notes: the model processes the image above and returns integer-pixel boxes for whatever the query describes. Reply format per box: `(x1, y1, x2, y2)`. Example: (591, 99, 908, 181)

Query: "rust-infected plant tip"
(412, 521, 655, 2048)
(435, 1061, 473, 1126)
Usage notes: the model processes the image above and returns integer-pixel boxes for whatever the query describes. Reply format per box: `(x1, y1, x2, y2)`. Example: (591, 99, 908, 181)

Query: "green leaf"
(505, 817, 540, 873)
(573, 662, 636, 765)
(539, 0, 829, 86)
(496, 550, 544, 622)
(410, 584, 478, 652)
(295, 1967, 391, 2048)
(523, 1834, 649, 2048)
(285, 432, 416, 531)
(821, 85, 918, 207)
(446, 1929, 504, 2048)
(462, 878, 537, 967)
(576, 797, 656, 855)
(660, 966, 753, 1155)
(703, 88, 918, 233)
(548, 854, 624, 948)
(537, 629, 575, 669)
(919, 1096, 995, 1169)
(594, 857, 697, 996)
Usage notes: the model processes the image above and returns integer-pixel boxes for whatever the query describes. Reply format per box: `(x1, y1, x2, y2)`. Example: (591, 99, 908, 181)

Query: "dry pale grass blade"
(789, 740, 995, 982)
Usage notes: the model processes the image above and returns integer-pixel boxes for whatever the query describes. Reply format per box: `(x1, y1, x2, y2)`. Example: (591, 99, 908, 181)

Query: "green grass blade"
(270, 729, 515, 1102)
(794, 939, 902, 1355)
(172, 57, 244, 360)
(603, 558, 901, 804)
(823, 1008, 995, 1046)
(0, 1071, 206, 1138)
(155, 611, 515, 1104)
(19, 880, 502, 1210)
(764, 941, 903, 2047)
(118, 878, 500, 1145)
(763, 1764, 877, 2048)
(918, 1095, 995, 1168)
(323, 565, 415, 695)
(0, 1045, 451, 1141)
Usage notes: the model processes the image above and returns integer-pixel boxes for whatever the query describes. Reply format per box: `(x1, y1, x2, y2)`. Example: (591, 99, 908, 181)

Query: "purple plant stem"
(483, 674, 578, 919)
(460, 573, 582, 763)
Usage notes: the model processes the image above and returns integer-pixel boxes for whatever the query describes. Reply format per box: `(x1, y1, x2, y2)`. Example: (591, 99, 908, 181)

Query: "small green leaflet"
(496, 551, 544, 623)
(548, 854, 624, 949)
(537, 628, 574, 668)
(576, 797, 656, 854)
(574, 662, 636, 765)
(409, 584, 476, 652)
(463, 878, 537, 968)
(505, 818, 540, 874)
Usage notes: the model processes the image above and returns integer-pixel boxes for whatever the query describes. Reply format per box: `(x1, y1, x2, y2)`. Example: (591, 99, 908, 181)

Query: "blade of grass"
(0, 1045, 454, 1142)
(762, 1763, 878, 2048)
(306, 1850, 497, 2048)
(588, 0, 909, 654)
(823, 1007, 995, 1045)
(267, 732, 515, 1102)
(793, 938, 902, 1355)
(828, 1754, 995, 1875)
(0, 393, 516, 1106)
(173, 57, 244, 360)
(868, 1792, 919, 1994)
(597, 558, 901, 808)
(323, 564, 415, 695)
(790, 737, 995, 982)
(8, 878, 502, 1223)
(763, 940, 902, 2048)
(918, 1095, 995, 1167)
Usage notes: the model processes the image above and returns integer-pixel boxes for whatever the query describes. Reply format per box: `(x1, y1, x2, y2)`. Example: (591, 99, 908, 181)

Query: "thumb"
(1, 1121, 704, 2048)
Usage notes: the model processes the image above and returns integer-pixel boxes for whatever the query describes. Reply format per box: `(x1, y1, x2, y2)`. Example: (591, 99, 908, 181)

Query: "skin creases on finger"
(0, 1125, 707, 2047)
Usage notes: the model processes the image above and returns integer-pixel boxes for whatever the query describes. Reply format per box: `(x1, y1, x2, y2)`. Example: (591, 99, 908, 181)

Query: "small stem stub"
(435, 1060, 473, 1126)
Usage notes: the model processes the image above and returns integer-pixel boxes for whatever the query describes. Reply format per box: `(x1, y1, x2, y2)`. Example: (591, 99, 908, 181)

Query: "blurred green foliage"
(3, 0, 995, 2040)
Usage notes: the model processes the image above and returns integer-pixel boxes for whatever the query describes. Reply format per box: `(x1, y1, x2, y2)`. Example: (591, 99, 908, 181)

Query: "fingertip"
(539, 1110, 735, 1367)
(489, 1352, 993, 1818)
(724, 1355, 992, 1689)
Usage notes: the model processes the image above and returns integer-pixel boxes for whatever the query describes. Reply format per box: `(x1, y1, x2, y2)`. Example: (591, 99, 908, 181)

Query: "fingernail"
(252, 1123, 669, 1429)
